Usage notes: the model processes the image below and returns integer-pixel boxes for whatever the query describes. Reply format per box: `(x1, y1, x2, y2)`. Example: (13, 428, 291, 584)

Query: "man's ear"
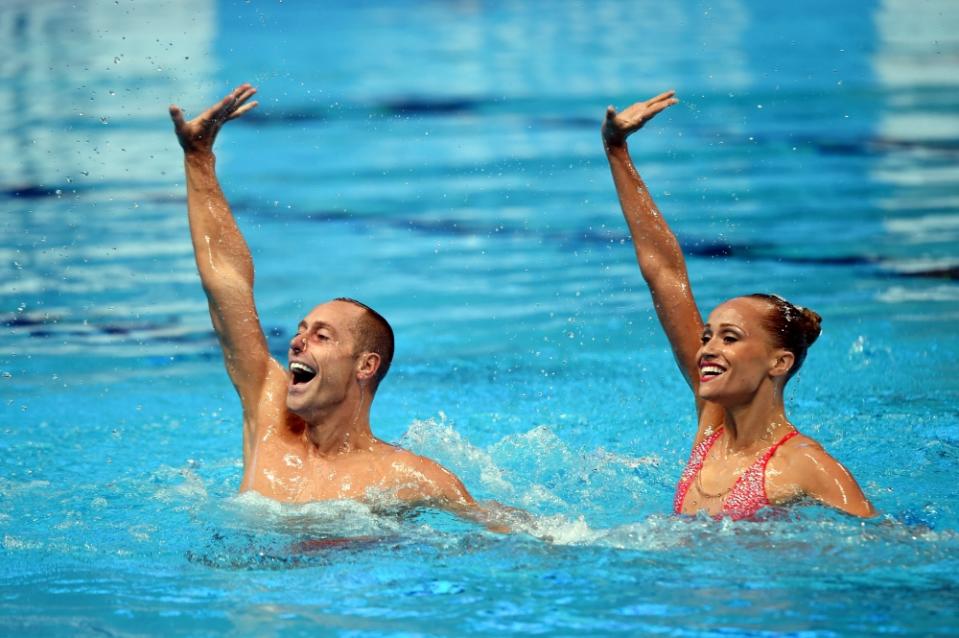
(356, 352, 382, 384)
(769, 349, 795, 379)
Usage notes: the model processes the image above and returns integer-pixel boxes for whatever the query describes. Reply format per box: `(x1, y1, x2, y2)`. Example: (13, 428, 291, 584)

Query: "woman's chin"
(697, 383, 732, 406)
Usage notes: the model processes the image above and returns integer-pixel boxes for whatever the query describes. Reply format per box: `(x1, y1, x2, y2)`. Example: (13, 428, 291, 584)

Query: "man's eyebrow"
(300, 320, 337, 333)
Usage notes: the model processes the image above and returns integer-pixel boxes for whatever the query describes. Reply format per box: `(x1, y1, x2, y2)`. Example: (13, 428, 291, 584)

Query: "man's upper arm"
(203, 268, 275, 412)
(394, 454, 475, 508)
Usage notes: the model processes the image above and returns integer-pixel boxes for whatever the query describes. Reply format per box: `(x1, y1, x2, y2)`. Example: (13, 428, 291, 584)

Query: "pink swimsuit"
(673, 428, 799, 520)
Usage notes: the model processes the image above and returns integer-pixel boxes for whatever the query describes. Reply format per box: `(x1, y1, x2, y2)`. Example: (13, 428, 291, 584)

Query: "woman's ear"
(356, 352, 382, 384)
(769, 349, 795, 379)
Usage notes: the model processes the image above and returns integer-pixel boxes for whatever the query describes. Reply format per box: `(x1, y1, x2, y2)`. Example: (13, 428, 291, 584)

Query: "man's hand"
(169, 83, 258, 155)
(602, 90, 678, 149)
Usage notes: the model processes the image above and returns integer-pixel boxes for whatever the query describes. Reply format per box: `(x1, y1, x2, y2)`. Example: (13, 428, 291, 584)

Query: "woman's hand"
(602, 90, 678, 149)
(169, 83, 258, 156)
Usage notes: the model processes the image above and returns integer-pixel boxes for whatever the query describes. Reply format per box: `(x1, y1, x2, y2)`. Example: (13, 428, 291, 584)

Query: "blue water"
(2, 0, 959, 635)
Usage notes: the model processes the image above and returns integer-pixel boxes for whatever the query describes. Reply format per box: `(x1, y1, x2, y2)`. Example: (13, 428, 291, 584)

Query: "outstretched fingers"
(227, 100, 259, 121)
(220, 84, 257, 121)
(626, 92, 678, 124)
(234, 84, 256, 102)
(200, 84, 253, 124)
(602, 91, 679, 147)
(169, 83, 258, 153)
(648, 89, 677, 105)
(646, 95, 679, 117)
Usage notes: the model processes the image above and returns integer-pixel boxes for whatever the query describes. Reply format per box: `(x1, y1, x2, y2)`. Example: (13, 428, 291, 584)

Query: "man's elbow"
(199, 268, 254, 298)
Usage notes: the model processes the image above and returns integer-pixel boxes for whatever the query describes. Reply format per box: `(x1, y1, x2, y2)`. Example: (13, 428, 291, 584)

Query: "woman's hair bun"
(798, 307, 822, 347)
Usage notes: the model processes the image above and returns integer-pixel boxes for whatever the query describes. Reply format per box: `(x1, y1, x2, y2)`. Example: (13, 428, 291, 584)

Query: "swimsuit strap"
(723, 428, 801, 519)
(756, 428, 800, 502)
(673, 428, 724, 514)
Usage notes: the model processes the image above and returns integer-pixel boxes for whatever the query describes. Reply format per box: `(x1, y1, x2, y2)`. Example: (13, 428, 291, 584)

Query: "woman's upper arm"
(787, 441, 876, 518)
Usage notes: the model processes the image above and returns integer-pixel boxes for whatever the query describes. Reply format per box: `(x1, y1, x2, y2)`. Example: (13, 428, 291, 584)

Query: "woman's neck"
(722, 386, 791, 451)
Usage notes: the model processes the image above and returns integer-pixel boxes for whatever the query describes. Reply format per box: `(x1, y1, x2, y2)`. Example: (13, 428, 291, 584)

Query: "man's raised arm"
(169, 84, 277, 424)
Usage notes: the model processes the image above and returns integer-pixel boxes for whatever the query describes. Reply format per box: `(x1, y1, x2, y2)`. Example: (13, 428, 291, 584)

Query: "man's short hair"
(333, 297, 394, 393)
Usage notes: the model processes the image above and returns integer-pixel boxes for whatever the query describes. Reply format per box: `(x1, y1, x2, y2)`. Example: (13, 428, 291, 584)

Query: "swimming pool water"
(2, 0, 958, 635)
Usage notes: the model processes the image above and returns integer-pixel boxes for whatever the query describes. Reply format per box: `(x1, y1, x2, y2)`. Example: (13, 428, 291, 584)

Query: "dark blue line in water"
(241, 109, 327, 124)
(2, 185, 62, 199)
(813, 137, 959, 157)
(237, 202, 959, 281)
(1, 179, 177, 201)
(3, 312, 220, 345)
(381, 97, 480, 115)
(893, 265, 959, 280)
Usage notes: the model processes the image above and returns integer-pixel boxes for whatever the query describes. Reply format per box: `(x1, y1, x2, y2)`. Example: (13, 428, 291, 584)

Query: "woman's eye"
(700, 335, 710, 344)
(723, 336, 737, 344)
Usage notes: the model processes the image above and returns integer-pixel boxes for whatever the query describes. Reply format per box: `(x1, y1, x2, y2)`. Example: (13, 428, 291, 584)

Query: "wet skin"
(681, 298, 872, 516)
(603, 92, 875, 518)
(240, 301, 473, 506)
(170, 85, 483, 518)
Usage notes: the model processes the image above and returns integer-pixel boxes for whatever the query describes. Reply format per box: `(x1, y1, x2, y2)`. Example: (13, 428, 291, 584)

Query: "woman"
(602, 91, 875, 519)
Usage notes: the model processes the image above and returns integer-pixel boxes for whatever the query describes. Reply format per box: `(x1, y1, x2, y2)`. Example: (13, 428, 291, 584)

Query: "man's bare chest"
(242, 437, 412, 503)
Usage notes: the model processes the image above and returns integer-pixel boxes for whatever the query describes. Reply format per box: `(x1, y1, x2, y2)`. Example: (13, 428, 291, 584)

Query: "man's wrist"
(604, 140, 630, 157)
(184, 150, 216, 168)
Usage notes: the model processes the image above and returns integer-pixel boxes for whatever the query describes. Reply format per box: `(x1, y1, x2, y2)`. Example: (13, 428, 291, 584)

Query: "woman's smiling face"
(696, 297, 785, 405)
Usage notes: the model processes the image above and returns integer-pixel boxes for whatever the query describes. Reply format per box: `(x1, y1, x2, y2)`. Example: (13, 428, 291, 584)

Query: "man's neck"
(302, 400, 377, 457)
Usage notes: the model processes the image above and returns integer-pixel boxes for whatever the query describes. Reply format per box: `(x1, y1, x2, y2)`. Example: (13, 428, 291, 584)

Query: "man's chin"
(286, 393, 308, 417)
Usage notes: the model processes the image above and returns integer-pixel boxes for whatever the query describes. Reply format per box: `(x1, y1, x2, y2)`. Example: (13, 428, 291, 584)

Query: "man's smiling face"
(286, 300, 365, 420)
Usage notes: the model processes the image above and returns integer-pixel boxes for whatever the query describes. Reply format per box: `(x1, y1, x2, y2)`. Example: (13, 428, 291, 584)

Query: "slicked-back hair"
(745, 293, 822, 383)
(333, 297, 394, 393)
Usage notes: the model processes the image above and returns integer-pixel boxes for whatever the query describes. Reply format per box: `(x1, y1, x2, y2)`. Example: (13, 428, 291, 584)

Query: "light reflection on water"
(1, 0, 958, 635)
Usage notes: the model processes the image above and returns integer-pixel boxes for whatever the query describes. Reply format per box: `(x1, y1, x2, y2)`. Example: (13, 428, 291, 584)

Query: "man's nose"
(290, 334, 304, 353)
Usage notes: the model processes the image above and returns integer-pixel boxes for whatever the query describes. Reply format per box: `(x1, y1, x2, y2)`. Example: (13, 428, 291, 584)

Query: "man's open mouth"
(290, 362, 318, 385)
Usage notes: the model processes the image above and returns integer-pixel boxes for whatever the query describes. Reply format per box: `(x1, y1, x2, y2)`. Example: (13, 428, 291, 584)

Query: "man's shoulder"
(370, 443, 472, 503)
(374, 443, 452, 476)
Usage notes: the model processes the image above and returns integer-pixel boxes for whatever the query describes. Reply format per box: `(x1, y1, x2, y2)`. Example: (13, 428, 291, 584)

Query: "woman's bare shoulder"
(767, 430, 875, 516)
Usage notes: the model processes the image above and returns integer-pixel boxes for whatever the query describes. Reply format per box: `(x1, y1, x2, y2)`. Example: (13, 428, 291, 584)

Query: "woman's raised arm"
(603, 92, 711, 418)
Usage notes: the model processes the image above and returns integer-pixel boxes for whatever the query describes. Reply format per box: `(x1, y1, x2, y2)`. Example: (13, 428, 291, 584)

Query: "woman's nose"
(699, 337, 717, 357)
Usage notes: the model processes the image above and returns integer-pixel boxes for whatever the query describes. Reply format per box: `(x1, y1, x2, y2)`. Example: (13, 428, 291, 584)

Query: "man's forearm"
(183, 151, 254, 289)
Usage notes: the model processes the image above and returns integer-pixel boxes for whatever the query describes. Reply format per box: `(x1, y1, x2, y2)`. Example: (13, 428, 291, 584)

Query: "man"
(168, 83, 480, 514)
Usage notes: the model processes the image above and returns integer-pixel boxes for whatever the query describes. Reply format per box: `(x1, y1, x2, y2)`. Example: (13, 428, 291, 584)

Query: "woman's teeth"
(701, 365, 725, 378)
